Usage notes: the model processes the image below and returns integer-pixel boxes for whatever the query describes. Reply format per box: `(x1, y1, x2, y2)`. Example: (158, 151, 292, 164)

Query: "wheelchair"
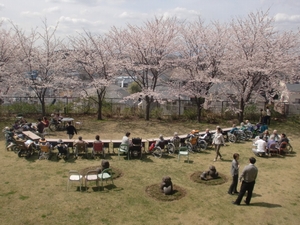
(129, 138, 143, 159)
(185, 132, 207, 153)
(228, 130, 247, 143)
(38, 144, 52, 160)
(166, 137, 181, 154)
(148, 139, 174, 158)
(14, 139, 35, 158)
(56, 142, 69, 160)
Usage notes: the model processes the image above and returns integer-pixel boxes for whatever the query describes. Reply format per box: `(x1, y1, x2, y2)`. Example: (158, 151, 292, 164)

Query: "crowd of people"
(3, 111, 292, 206)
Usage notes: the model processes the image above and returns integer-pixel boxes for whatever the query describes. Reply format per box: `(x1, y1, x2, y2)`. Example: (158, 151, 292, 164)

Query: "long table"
(22, 131, 41, 141)
(21, 127, 233, 154)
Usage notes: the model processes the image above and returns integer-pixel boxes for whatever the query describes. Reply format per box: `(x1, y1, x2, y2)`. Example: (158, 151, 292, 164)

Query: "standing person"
(260, 109, 266, 124)
(228, 153, 240, 195)
(212, 127, 225, 162)
(265, 106, 271, 125)
(42, 116, 49, 128)
(232, 157, 258, 205)
(66, 121, 77, 139)
(35, 118, 45, 136)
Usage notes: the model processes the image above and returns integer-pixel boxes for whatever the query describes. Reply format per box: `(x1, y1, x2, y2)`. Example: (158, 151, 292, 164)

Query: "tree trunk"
(41, 99, 46, 116)
(196, 97, 205, 123)
(97, 95, 103, 120)
(238, 98, 245, 123)
(145, 95, 151, 121)
(197, 105, 202, 123)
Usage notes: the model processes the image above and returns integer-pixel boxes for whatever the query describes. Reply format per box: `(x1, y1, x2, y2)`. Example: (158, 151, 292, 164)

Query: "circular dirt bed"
(80, 166, 122, 179)
(190, 171, 227, 185)
(145, 184, 186, 201)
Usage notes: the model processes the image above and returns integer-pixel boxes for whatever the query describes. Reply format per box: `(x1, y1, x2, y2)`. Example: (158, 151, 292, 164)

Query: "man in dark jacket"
(66, 122, 77, 139)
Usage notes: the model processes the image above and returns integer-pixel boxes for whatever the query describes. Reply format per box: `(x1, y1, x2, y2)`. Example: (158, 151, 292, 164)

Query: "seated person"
(245, 120, 253, 131)
(172, 132, 181, 147)
(73, 136, 88, 157)
(278, 133, 289, 144)
(92, 135, 103, 155)
(121, 132, 131, 146)
(260, 123, 268, 133)
(262, 130, 270, 142)
(200, 129, 212, 140)
(229, 124, 239, 134)
(269, 130, 280, 142)
(240, 122, 247, 131)
(55, 139, 69, 158)
(160, 176, 173, 195)
(24, 139, 35, 149)
(39, 138, 52, 148)
(155, 134, 165, 149)
(200, 165, 219, 180)
(267, 136, 277, 150)
(4, 127, 15, 148)
(173, 132, 180, 140)
(253, 135, 267, 156)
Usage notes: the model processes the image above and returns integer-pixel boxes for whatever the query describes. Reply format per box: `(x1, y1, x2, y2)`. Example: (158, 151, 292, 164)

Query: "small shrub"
(150, 108, 163, 120)
(183, 108, 197, 120)
(122, 107, 132, 119)
(244, 104, 260, 121)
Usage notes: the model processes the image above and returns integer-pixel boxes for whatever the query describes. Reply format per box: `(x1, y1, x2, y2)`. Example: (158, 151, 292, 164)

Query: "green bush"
(150, 107, 163, 120)
(5, 102, 40, 114)
(122, 107, 133, 119)
(244, 104, 260, 121)
(183, 108, 197, 120)
(202, 110, 220, 124)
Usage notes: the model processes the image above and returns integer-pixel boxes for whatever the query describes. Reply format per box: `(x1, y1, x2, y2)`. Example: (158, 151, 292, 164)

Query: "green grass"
(0, 117, 299, 224)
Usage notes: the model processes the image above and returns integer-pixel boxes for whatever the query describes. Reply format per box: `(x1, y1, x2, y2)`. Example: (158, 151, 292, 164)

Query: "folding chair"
(74, 142, 88, 159)
(92, 142, 105, 159)
(118, 144, 129, 160)
(98, 168, 114, 190)
(67, 170, 83, 192)
(178, 146, 189, 163)
(85, 170, 99, 191)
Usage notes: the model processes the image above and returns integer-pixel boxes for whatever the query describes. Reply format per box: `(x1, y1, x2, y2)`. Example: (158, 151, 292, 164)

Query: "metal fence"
(1, 96, 297, 118)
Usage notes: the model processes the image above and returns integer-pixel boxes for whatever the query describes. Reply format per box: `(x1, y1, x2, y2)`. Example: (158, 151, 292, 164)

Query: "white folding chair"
(178, 146, 189, 163)
(67, 170, 83, 192)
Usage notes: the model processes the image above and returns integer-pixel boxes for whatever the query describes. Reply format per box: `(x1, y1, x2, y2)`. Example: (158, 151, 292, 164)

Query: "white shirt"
(266, 109, 271, 116)
(255, 139, 267, 152)
(121, 135, 130, 145)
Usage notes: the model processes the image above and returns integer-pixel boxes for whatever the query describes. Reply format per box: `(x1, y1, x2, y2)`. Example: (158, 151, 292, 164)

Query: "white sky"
(1, 0, 300, 38)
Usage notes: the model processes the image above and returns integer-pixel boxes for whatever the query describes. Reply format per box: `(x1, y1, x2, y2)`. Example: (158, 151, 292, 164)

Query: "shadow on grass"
(250, 202, 282, 208)
(141, 156, 154, 162)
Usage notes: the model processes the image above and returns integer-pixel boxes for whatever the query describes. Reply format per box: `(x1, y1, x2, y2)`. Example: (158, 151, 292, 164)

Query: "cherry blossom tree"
(11, 20, 68, 115)
(171, 19, 229, 122)
(221, 11, 300, 122)
(109, 17, 181, 120)
(0, 23, 18, 97)
(68, 31, 115, 120)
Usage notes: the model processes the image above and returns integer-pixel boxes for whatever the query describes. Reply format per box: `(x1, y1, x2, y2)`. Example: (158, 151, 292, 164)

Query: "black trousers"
(265, 116, 271, 125)
(228, 174, 238, 194)
(235, 181, 255, 204)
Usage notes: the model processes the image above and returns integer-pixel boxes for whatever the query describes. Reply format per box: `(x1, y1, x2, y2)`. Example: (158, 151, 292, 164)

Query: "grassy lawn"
(0, 116, 299, 225)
